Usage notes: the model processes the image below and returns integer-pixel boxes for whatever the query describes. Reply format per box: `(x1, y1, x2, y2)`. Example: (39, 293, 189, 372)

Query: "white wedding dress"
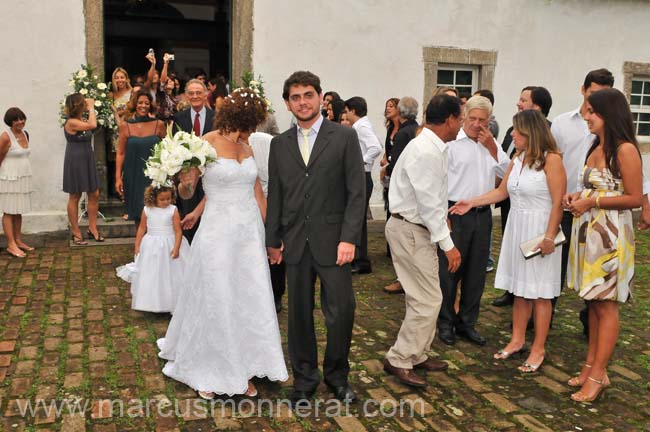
(157, 156, 288, 395)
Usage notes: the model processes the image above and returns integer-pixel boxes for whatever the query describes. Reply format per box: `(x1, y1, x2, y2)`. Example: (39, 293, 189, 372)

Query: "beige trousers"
(385, 217, 443, 369)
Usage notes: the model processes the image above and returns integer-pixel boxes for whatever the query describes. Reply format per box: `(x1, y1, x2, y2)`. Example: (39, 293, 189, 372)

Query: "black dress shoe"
(492, 292, 514, 307)
(325, 382, 356, 402)
(438, 328, 456, 345)
(289, 389, 315, 408)
(456, 328, 487, 346)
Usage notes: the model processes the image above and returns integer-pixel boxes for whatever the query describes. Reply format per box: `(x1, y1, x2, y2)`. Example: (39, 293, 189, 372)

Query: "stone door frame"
(83, 0, 254, 200)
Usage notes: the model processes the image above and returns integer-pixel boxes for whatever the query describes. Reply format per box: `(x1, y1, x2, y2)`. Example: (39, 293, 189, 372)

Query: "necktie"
(193, 112, 201, 136)
(300, 128, 311, 164)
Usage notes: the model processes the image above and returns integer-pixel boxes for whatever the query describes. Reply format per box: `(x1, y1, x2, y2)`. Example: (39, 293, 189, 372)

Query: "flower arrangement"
(59, 64, 116, 131)
(144, 127, 217, 189)
(241, 71, 274, 113)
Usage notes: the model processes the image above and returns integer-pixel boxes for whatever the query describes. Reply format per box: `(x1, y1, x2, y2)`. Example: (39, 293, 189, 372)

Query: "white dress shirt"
(352, 116, 383, 172)
(447, 128, 510, 201)
(552, 108, 650, 195)
(388, 128, 454, 251)
(249, 132, 274, 197)
(191, 106, 207, 135)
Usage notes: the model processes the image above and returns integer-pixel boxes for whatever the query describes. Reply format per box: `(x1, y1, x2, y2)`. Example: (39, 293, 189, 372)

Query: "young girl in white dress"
(117, 185, 190, 313)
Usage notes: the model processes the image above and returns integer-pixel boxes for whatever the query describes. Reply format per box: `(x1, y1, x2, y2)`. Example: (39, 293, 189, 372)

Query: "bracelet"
(543, 236, 554, 242)
(595, 196, 601, 209)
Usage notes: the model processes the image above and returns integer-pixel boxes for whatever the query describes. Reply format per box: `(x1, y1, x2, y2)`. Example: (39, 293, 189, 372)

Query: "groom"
(266, 71, 366, 407)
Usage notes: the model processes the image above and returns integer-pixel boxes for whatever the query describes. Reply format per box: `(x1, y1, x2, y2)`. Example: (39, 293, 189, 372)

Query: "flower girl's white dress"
(157, 157, 288, 396)
(116, 205, 190, 313)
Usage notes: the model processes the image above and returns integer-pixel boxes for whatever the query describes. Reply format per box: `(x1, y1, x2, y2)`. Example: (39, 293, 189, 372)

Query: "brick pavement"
(0, 221, 649, 431)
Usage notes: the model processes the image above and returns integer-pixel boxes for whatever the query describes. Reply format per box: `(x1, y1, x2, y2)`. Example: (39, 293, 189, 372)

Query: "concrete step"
(76, 216, 137, 239)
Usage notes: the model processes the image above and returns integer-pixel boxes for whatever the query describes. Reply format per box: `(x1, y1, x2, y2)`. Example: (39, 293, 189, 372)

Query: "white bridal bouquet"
(144, 127, 217, 189)
(59, 64, 116, 130)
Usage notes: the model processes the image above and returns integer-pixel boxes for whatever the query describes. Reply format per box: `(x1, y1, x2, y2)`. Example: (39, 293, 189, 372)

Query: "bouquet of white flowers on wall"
(144, 127, 217, 189)
(59, 64, 116, 131)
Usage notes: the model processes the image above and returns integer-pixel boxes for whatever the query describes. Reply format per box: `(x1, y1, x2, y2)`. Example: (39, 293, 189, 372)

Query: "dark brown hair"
(384, 97, 400, 128)
(127, 90, 156, 118)
(586, 88, 640, 178)
(213, 88, 267, 133)
(143, 185, 176, 207)
(282, 71, 322, 100)
(65, 93, 86, 119)
(512, 109, 560, 170)
(3, 107, 26, 127)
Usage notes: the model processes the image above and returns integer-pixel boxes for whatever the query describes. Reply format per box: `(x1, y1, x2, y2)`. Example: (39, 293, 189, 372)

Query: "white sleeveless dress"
(116, 205, 190, 313)
(157, 157, 288, 396)
(0, 129, 32, 214)
(494, 154, 561, 299)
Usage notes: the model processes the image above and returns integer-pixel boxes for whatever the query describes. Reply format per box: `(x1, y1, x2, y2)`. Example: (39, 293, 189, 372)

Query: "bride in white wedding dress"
(157, 89, 287, 399)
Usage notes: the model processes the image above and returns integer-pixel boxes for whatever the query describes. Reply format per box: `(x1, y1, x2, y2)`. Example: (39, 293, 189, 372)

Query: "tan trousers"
(385, 217, 443, 369)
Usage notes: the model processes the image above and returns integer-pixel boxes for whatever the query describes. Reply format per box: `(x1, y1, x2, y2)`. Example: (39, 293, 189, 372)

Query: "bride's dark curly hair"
(213, 87, 267, 133)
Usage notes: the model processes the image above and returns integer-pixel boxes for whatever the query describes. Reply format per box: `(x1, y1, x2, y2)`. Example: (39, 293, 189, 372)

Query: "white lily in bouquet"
(144, 126, 217, 190)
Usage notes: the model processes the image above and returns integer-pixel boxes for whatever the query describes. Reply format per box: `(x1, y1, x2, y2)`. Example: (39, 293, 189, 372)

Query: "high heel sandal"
(571, 376, 607, 402)
(72, 236, 88, 246)
(6, 248, 26, 258)
(568, 364, 610, 388)
(519, 356, 544, 373)
(494, 345, 528, 360)
(198, 390, 215, 400)
(86, 229, 105, 242)
(245, 382, 258, 397)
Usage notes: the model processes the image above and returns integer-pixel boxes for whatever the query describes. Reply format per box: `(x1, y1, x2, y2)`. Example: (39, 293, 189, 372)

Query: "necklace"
(220, 133, 241, 145)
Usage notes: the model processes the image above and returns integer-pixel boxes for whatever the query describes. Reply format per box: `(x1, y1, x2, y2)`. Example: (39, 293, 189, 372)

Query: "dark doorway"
(104, 0, 230, 84)
(102, 0, 230, 200)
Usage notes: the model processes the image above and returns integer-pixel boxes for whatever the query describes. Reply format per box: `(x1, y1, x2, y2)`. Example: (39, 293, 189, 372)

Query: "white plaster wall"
(252, 0, 650, 218)
(0, 0, 86, 232)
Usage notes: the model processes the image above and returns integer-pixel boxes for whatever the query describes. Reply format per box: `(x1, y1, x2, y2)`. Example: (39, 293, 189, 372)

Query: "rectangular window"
(437, 65, 479, 96)
(631, 77, 650, 137)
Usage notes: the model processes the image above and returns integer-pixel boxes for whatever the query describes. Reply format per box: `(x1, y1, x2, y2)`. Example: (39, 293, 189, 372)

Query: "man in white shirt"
(437, 96, 510, 346)
(382, 94, 462, 388)
(344, 97, 383, 274)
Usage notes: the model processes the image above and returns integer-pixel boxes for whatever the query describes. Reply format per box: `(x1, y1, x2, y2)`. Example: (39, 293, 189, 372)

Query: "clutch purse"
(519, 229, 566, 260)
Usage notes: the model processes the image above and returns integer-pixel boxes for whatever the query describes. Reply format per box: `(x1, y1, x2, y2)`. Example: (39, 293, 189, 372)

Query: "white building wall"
(252, 0, 650, 216)
(0, 0, 86, 232)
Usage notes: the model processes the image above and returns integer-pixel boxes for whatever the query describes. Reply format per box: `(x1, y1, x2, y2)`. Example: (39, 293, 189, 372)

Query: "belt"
(448, 200, 490, 213)
(391, 213, 427, 230)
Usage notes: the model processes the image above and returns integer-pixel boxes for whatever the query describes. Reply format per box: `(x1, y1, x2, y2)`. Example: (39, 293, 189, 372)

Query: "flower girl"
(117, 185, 189, 313)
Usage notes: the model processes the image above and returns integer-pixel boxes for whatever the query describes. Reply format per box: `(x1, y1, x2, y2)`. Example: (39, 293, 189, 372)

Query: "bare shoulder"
(617, 142, 641, 159)
(544, 152, 563, 165)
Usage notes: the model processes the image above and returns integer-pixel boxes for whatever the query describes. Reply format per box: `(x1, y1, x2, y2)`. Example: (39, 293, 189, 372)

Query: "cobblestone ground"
(1, 221, 650, 431)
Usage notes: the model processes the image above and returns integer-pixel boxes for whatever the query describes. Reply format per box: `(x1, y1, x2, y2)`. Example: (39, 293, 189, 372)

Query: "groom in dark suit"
(172, 79, 215, 243)
(266, 71, 366, 407)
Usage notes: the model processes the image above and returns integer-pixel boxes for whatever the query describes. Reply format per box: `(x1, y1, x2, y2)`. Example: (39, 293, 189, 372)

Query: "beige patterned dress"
(568, 166, 634, 302)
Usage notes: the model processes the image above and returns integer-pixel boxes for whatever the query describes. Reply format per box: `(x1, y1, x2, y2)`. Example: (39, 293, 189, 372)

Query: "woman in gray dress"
(63, 93, 102, 245)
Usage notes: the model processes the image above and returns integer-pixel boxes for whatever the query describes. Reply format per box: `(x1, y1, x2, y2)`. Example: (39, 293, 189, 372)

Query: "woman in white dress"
(450, 109, 566, 373)
(157, 88, 288, 399)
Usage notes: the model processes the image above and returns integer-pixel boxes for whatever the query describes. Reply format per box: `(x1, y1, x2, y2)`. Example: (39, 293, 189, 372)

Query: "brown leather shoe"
(383, 280, 404, 294)
(383, 359, 427, 387)
(414, 357, 448, 372)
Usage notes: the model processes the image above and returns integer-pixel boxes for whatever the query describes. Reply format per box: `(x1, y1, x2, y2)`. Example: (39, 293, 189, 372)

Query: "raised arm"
(66, 99, 98, 133)
(144, 53, 156, 89)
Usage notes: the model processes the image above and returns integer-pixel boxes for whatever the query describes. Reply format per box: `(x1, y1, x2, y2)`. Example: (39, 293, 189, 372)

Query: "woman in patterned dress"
(565, 88, 643, 402)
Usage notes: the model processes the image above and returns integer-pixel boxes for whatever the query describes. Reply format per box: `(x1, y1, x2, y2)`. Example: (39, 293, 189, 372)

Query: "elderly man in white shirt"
(437, 95, 511, 347)
(382, 94, 462, 388)
(344, 96, 383, 274)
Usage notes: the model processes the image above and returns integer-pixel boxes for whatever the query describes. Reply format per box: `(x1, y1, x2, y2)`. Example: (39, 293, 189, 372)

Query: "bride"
(157, 88, 288, 399)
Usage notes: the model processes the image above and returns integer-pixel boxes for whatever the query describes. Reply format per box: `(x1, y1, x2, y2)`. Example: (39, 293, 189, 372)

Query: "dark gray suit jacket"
(173, 107, 215, 136)
(266, 119, 366, 266)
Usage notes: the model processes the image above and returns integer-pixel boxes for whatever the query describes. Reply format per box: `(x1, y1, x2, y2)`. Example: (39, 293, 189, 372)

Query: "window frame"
(630, 77, 650, 138)
(436, 64, 479, 95)
(623, 61, 650, 144)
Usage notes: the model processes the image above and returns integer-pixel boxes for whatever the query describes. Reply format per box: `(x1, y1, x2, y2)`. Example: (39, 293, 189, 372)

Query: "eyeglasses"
(187, 91, 205, 96)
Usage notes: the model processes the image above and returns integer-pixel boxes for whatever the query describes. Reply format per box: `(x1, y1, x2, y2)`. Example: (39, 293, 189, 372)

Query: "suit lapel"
(203, 109, 215, 135)
(308, 119, 333, 168)
(285, 127, 305, 168)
